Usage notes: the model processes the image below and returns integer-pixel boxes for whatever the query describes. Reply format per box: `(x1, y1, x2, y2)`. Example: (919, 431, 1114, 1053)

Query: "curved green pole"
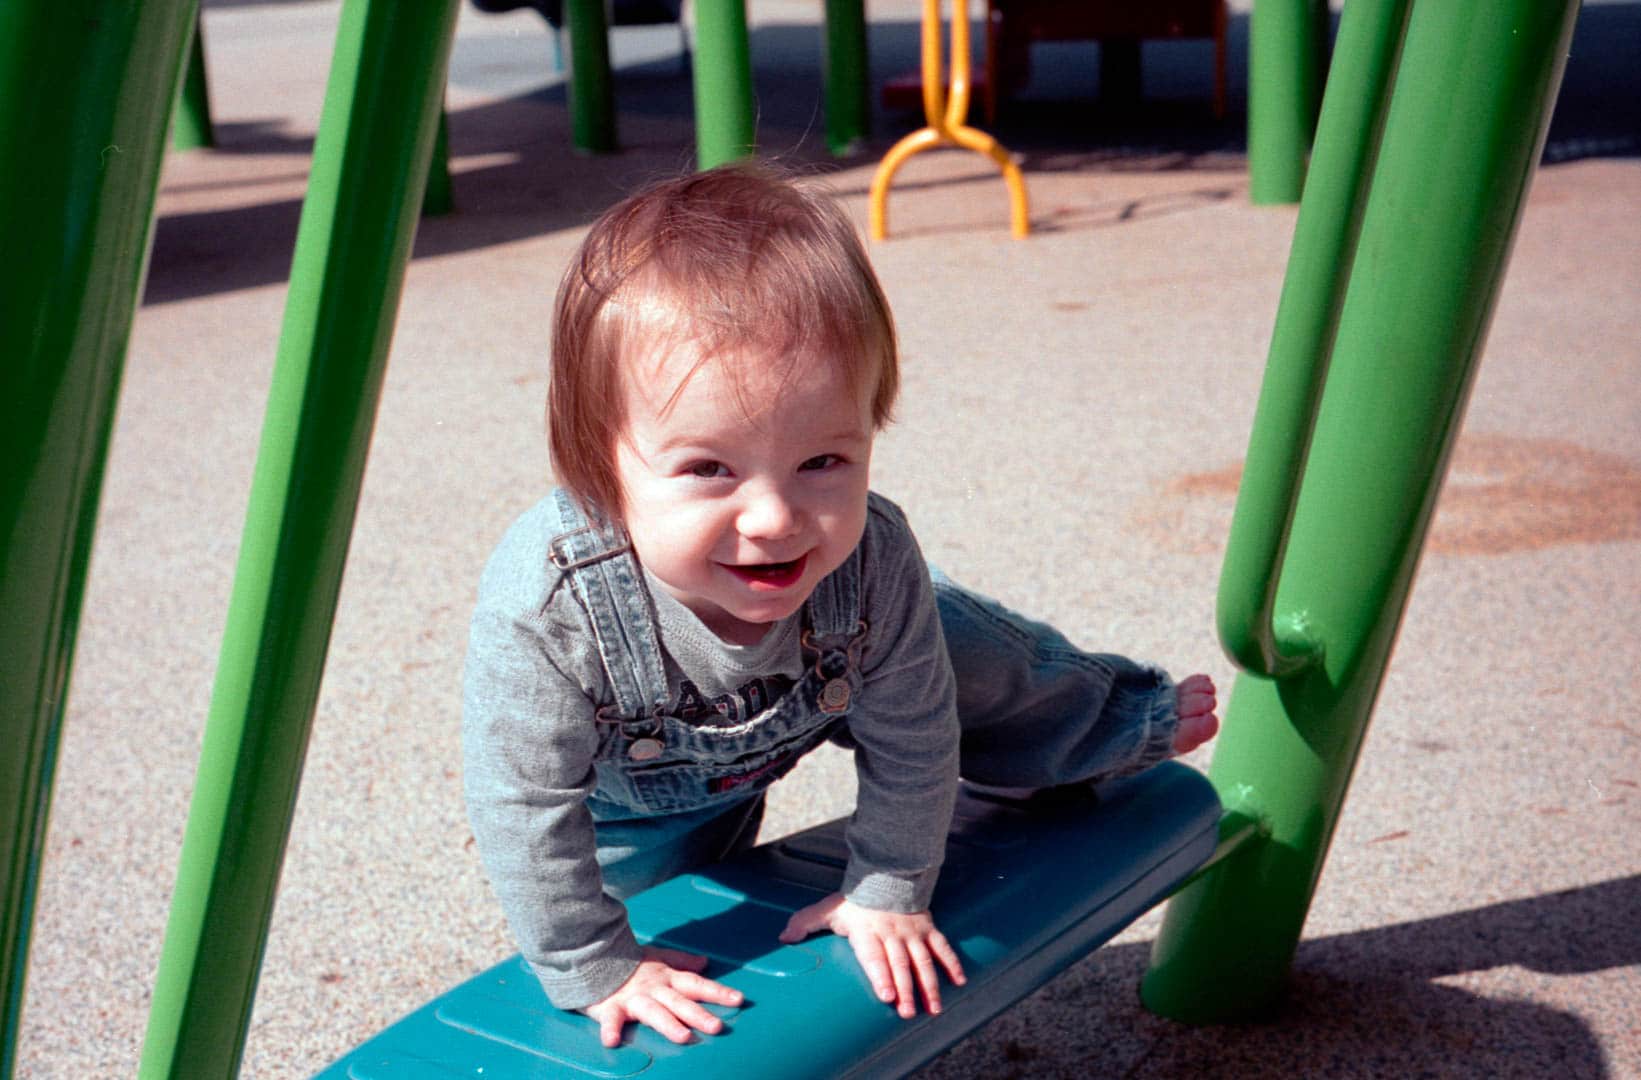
(693, 0, 756, 168)
(0, 4, 197, 1075)
(1217, 0, 1414, 682)
(173, 12, 214, 150)
(1143, 0, 1579, 1023)
(565, 0, 617, 153)
(823, 0, 870, 156)
(1248, 0, 1328, 205)
(138, 2, 460, 1076)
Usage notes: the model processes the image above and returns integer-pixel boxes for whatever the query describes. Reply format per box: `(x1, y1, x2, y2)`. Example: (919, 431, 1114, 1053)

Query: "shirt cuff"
(842, 865, 939, 914)
(530, 921, 645, 1011)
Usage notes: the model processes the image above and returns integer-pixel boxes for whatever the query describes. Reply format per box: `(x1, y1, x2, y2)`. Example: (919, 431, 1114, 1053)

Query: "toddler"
(463, 164, 1218, 1049)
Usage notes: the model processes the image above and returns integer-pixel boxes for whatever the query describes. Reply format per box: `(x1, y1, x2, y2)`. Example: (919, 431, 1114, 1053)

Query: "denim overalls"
(545, 489, 870, 898)
(543, 489, 1180, 901)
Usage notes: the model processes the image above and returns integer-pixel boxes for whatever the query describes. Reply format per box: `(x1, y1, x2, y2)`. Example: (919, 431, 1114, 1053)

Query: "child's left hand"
(778, 893, 966, 1018)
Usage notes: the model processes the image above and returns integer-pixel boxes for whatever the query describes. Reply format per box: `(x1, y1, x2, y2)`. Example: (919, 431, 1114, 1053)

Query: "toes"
(1176, 674, 1217, 716)
(1169, 676, 1220, 755)
(1172, 711, 1220, 754)
(1178, 673, 1215, 700)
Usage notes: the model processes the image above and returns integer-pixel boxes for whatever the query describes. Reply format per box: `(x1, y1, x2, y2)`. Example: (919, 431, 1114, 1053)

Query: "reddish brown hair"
(548, 163, 899, 518)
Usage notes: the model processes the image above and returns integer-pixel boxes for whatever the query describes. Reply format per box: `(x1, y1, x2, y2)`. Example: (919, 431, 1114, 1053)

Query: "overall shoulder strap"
(805, 542, 865, 639)
(547, 488, 668, 720)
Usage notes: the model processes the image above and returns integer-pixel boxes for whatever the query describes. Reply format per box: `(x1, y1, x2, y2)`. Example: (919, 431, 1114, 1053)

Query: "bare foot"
(1172, 674, 1219, 754)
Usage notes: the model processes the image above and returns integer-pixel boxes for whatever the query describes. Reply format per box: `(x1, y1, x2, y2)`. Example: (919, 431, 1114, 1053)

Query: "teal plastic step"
(319, 761, 1221, 1079)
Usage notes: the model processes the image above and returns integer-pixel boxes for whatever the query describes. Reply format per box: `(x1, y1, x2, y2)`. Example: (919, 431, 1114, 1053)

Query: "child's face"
(613, 345, 875, 645)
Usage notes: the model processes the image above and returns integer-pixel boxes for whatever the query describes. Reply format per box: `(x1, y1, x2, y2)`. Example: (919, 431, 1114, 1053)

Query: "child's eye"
(687, 461, 729, 479)
(799, 454, 842, 472)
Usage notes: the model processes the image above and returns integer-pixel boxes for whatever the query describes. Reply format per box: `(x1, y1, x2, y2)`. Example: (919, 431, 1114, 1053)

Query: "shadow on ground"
(920, 874, 1639, 1078)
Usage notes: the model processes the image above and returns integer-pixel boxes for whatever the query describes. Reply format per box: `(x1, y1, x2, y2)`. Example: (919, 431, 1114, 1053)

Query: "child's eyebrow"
(646, 426, 870, 458)
(824, 427, 872, 444)
(648, 431, 724, 454)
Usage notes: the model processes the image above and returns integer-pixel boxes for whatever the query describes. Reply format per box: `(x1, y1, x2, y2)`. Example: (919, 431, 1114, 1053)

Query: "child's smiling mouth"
(723, 554, 809, 590)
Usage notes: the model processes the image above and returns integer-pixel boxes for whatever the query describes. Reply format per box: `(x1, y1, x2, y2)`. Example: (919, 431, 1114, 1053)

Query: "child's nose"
(737, 485, 800, 540)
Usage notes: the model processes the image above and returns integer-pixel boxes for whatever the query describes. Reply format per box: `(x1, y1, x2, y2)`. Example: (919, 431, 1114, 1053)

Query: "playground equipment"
(868, 0, 1031, 240)
(0, 0, 1578, 1075)
(1248, 0, 1330, 204)
(173, 13, 214, 150)
(167, 0, 1325, 213)
(172, 0, 869, 167)
(2, 5, 202, 1077)
(535, 0, 875, 162)
(867, 0, 1327, 237)
(472, 0, 692, 82)
(547, 0, 874, 163)
(320, 767, 1224, 1076)
(1144, 0, 1580, 1017)
(982, 0, 1228, 124)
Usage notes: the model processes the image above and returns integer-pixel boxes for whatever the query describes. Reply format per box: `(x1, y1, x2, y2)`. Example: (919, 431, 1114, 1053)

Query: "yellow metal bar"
(943, 0, 971, 127)
(869, 0, 1028, 239)
(919, 0, 945, 126)
(869, 127, 942, 239)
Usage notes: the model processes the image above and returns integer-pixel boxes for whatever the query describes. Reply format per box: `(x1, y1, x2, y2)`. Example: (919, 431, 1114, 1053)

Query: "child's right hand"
(582, 945, 744, 1048)
(777, 893, 966, 1018)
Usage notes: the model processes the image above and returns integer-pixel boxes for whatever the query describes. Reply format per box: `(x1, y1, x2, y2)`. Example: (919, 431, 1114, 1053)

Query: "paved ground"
(14, 0, 1641, 1076)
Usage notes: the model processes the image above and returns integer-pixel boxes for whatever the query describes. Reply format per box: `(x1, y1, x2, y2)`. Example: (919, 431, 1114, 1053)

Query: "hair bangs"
(548, 163, 899, 517)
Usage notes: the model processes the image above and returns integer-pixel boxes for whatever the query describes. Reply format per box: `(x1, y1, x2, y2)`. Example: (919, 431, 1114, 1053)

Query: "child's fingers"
(778, 893, 843, 943)
(652, 987, 727, 1036)
(670, 968, 745, 1007)
(630, 994, 694, 1044)
(848, 933, 896, 1005)
(883, 936, 917, 1018)
(597, 1009, 625, 1048)
(908, 938, 943, 1015)
(928, 928, 967, 985)
(777, 911, 816, 944)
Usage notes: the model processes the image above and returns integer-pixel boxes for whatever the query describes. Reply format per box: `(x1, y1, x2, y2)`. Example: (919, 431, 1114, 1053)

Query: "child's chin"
(732, 588, 813, 625)
(737, 598, 803, 625)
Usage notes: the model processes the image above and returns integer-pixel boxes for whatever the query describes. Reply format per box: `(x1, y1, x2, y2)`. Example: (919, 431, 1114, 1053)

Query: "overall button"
(628, 737, 664, 761)
(818, 678, 851, 714)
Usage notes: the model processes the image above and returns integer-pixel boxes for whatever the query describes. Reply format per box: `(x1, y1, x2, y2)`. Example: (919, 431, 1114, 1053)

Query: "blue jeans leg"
(590, 792, 767, 900)
(930, 566, 1179, 787)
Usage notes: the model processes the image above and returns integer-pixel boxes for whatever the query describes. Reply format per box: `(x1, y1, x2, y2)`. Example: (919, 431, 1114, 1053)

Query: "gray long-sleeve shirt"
(462, 493, 960, 1009)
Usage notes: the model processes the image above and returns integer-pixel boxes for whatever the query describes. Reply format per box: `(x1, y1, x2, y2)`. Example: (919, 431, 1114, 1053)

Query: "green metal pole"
(565, 0, 617, 153)
(172, 12, 214, 150)
(822, 0, 870, 156)
(422, 106, 454, 216)
(0, 4, 197, 1075)
(693, 0, 756, 168)
(138, 2, 460, 1076)
(1143, 0, 1579, 1023)
(1248, 0, 1328, 205)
